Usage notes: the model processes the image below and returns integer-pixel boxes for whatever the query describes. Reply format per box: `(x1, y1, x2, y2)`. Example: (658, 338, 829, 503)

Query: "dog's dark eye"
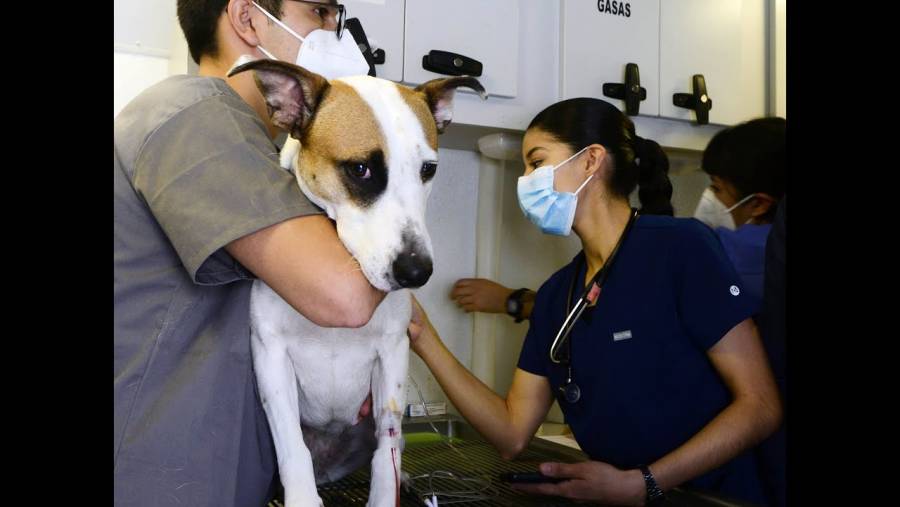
(421, 162, 437, 182)
(349, 163, 371, 180)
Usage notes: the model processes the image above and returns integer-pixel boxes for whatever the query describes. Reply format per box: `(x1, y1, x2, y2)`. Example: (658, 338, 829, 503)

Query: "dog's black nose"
(392, 251, 433, 288)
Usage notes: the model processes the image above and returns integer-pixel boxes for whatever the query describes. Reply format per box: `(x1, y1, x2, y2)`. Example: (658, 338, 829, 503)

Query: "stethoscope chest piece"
(560, 381, 581, 404)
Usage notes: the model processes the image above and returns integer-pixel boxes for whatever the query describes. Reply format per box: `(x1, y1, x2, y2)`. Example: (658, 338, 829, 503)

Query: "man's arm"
(227, 214, 385, 328)
(450, 279, 536, 320)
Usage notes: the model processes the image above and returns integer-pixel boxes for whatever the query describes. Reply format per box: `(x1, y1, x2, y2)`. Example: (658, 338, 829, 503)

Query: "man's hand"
(511, 461, 647, 506)
(450, 278, 514, 314)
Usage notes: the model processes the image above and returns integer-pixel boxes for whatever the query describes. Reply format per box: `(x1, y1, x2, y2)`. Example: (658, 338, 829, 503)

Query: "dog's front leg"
(252, 335, 322, 507)
(368, 334, 409, 507)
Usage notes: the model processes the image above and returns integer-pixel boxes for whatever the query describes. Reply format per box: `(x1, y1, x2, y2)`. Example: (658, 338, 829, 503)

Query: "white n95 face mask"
(693, 188, 756, 230)
(252, 2, 369, 80)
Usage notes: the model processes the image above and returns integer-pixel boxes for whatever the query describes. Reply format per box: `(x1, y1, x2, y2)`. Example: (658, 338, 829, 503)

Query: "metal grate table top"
(267, 416, 585, 506)
(267, 416, 758, 507)
(325, 435, 583, 506)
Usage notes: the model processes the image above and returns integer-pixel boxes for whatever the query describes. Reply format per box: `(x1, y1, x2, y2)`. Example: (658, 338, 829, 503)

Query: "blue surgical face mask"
(517, 146, 592, 236)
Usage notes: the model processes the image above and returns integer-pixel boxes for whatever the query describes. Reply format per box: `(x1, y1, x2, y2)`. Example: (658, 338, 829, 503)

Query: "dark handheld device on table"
(498, 471, 566, 484)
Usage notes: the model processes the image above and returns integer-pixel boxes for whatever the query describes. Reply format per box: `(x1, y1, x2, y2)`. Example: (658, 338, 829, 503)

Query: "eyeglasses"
(288, 0, 347, 39)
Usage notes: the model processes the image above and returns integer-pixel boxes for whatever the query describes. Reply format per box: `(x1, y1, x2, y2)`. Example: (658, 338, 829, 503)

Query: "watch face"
(507, 298, 519, 315)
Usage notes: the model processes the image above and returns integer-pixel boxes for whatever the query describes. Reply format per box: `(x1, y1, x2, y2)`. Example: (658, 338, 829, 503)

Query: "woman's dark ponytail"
(633, 136, 674, 216)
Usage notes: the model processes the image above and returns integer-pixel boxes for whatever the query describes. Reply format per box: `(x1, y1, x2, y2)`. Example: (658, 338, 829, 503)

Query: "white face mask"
(252, 2, 369, 80)
(693, 187, 756, 230)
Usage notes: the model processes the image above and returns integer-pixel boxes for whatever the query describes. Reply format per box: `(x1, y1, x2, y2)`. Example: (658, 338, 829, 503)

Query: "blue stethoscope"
(549, 208, 638, 403)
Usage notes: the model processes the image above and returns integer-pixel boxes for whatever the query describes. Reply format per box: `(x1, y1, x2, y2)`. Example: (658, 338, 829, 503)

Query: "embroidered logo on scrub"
(730, 285, 740, 296)
(613, 330, 632, 342)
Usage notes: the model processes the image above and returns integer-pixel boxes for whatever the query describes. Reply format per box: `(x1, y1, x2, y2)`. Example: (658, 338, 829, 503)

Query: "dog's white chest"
(250, 282, 410, 429)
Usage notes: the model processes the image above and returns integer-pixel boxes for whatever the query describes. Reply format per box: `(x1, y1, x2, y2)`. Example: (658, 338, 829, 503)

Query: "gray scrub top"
(114, 75, 322, 506)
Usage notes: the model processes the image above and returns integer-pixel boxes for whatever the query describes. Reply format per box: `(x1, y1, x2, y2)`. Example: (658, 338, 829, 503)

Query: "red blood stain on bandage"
(389, 427, 399, 507)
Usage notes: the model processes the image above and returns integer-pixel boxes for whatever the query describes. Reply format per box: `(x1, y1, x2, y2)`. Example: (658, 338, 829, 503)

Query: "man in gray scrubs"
(114, 1, 384, 505)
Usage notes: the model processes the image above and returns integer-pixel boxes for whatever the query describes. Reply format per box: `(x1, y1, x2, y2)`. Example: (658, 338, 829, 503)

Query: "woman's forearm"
(415, 334, 527, 457)
(649, 393, 782, 491)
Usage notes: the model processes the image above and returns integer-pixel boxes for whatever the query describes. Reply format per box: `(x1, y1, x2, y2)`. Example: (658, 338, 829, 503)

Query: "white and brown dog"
(227, 59, 484, 507)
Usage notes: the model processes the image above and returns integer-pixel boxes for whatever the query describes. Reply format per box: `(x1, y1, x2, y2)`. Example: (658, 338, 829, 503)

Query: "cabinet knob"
(422, 50, 483, 77)
(603, 63, 647, 116)
(673, 74, 713, 125)
(372, 48, 385, 65)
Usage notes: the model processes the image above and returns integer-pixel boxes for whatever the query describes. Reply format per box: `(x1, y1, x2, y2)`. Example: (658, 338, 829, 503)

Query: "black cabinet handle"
(345, 17, 379, 77)
(603, 63, 647, 116)
(673, 74, 713, 125)
(422, 50, 483, 77)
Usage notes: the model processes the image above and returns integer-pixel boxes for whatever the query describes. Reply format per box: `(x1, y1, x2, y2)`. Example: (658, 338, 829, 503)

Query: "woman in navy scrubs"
(408, 98, 782, 506)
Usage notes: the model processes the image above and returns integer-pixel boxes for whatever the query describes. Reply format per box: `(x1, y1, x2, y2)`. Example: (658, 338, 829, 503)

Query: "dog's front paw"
(366, 475, 400, 507)
(282, 484, 324, 507)
(282, 495, 324, 507)
(365, 494, 397, 507)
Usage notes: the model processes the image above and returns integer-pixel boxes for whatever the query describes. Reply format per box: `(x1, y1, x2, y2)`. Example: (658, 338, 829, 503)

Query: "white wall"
(114, 0, 190, 117)
(114, 52, 171, 117)
(115, 0, 178, 53)
(773, 0, 786, 117)
(407, 147, 481, 408)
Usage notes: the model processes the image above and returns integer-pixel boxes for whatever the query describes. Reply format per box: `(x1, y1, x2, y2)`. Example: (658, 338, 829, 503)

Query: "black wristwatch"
(639, 465, 665, 506)
(505, 288, 529, 323)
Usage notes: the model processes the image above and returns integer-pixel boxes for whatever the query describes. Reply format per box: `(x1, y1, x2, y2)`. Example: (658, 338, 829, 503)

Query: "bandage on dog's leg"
(369, 335, 409, 507)
(390, 434, 399, 507)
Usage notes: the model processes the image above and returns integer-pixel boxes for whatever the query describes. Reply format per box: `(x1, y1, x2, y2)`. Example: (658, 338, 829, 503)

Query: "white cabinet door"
(560, 0, 660, 117)
(658, 0, 766, 125)
(403, 0, 520, 98)
(343, 0, 405, 82)
(436, 0, 559, 131)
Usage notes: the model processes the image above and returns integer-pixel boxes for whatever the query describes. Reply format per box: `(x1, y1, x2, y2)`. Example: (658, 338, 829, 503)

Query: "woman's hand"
(450, 278, 514, 314)
(511, 461, 647, 506)
(408, 294, 439, 356)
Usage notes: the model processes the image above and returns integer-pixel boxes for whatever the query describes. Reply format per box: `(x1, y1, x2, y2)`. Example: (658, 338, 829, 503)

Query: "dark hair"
(702, 117, 786, 222)
(178, 0, 284, 64)
(527, 98, 673, 216)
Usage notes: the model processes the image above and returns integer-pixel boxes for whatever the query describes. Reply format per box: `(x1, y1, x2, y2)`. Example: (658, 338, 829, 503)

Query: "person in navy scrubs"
(407, 98, 782, 506)
(754, 196, 787, 507)
(693, 118, 787, 507)
(692, 117, 786, 303)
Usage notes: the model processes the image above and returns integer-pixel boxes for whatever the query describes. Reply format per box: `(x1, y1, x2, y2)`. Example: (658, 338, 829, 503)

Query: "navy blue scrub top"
(518, 215, 765, 504)
(716, 223, 772, 304)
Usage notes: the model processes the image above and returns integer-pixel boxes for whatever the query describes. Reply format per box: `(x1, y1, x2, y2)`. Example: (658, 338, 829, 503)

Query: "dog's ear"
(227, 57, 330, 139)
(414, 76, 487, 134)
